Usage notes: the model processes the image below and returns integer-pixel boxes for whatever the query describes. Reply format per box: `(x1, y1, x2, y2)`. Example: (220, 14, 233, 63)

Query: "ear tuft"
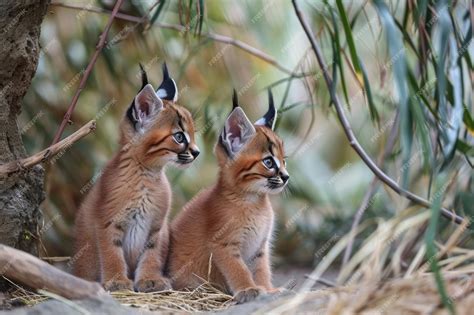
(219, 107, 256, 158)
(128, 84, 163, 131)
(156, 62, 178, 102)
(255, 89, 277, 130)
(232, 89, 239, 110)
(139, 63, 148, 90)
(162, 62, 170, 80)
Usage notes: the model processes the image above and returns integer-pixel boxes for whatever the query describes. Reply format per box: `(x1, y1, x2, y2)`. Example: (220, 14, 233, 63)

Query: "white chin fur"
(268, 185, 286, 194)
(259, 180, 287, 195)
(171, 159, 193, 169)
(247, 181, 283, 195)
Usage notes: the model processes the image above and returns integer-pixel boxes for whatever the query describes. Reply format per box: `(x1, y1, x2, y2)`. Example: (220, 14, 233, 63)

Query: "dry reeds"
(261, 206, 474, 314)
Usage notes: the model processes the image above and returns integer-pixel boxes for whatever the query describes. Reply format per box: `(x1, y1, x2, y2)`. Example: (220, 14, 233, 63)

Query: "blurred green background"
(19, 0, 473, 267)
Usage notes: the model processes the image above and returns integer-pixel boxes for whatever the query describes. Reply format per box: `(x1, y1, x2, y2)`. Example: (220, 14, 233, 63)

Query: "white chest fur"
(123, 207, 152, 271)
(120, 173, 170, 271)
(240, 211, 273, 262)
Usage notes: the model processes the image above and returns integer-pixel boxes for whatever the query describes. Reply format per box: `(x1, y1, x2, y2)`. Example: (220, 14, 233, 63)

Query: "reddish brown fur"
(73, 98, 198, 292)
(168, 125, 288, 302)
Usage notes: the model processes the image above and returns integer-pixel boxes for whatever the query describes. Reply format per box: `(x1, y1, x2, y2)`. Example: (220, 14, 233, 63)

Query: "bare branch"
(291, 0, 466, 225)
(50, 2, 142, 23)
(50, 1, 307, 76)
(0, 120, 96, 176)
(342, 111, 400, 267)
(51, 0, 124, 144)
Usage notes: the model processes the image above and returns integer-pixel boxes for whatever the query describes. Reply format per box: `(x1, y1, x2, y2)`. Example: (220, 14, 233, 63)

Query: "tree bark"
(0, 0, 50, 282)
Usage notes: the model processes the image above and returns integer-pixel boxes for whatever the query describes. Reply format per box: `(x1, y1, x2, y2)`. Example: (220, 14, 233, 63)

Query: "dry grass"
(253, 272, 474, 314)
(258, 206, 474, 314)
(7, 286, 49, 307)
(110, 282, 233, 312)
(5, 281, 233, 313)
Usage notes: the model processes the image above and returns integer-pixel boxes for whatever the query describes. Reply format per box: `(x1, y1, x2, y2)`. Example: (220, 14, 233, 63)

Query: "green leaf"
(411, 96, 433, 171)
(279, 102, 312, 113)
(327, 2, 350, 106)
(335, 0, 378, 122)
(359, 62, 378, 123)
(424, 182, 457, 315)
(458, 192, 474, 215)
(349, 2, 367, 29)
(441, 36, 464, 160)
(455, 139, 474, 157)
(415, 0, 428, 21)
(402, 1, 410, 29)
(335, 0, 361, 74)
(196, 0, 205, 36)
(451, 10, 473, 68)
(330, 26, 339, 100)
(394, 19, 421, 58)
(406, 69, 437, 118)
(373, 0, 411, 187)
(149, 0, 167, 27)
(434, 1, 452, 158)
(463, 108, 474, 131)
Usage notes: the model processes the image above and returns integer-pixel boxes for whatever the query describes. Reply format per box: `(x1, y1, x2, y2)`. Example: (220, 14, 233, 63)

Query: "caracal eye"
(173, 132, 185, 144)
(262, 157, 275, 169)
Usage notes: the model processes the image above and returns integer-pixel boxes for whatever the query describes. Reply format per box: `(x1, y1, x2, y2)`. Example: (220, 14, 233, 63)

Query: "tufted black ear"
(139, 63, 149, 90)
(156, 62, 178, 102)
(219, 107, 256, 158)
(127, 84, 163, 131)
(232, 89, 239, 110)
(255, 89, 277, 130)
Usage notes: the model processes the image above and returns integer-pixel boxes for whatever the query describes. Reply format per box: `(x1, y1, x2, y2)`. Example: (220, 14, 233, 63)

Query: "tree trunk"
(0, 0, 50, 273)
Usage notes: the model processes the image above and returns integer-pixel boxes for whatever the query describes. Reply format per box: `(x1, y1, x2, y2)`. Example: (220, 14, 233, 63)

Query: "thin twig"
(50, 2, 142, 23)
(0, 121, 96, 176)
(342, 111, 400, 266)
(304, 274, 336, 287)
(50, 1, 306, 76)
(291, 0, 465, 225)
(51, 0, 124, 144)
(39, 256, 71, 262)
(204, 32, 294, 75)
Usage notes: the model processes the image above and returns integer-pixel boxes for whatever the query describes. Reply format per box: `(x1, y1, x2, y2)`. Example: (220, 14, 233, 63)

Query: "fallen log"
(0, 244, 106, 300)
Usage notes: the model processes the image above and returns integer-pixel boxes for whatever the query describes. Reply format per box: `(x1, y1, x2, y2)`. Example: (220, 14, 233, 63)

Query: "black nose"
(190, 148, 200, 158)
(280, 173, 290, 183)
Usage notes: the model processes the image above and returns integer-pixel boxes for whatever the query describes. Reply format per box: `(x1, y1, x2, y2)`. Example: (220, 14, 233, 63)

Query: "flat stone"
(0, 297, 154, 315)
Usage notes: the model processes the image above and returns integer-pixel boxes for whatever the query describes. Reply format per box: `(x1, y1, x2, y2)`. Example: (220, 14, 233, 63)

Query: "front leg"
(212, 242, 264, 304)
(134, 224, 172, 292)
(97, 224, 133, 291)
(253, 240, 274, 292)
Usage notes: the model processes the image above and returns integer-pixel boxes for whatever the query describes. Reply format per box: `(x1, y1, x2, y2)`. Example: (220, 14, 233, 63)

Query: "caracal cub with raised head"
(168, 90, 289, 303)
(73, 63, 200, 292)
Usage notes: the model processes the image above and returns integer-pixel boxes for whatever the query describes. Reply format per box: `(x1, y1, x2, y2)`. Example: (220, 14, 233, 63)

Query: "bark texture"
(0, 0, 50, 262)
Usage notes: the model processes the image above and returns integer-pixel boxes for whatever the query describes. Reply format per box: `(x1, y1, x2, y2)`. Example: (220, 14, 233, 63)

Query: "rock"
(213, 291, 296, 315)
(0, 297, 153, 315)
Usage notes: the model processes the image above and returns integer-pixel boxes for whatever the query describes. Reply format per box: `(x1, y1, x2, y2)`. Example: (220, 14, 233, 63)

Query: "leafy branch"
(291, 0, 466, 225)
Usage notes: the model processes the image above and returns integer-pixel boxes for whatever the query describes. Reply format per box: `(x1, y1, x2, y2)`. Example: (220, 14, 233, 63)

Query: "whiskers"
(281, 182, 292, 199)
